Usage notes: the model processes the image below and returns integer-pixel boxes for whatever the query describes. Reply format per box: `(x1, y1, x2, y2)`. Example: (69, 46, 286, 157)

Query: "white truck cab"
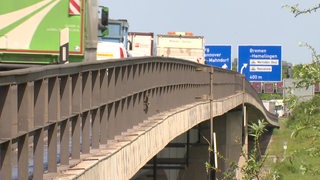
(96, 41, 127, 60)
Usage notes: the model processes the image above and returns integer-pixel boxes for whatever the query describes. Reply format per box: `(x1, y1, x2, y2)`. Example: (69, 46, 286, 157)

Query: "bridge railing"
(0, 57, 276, 179)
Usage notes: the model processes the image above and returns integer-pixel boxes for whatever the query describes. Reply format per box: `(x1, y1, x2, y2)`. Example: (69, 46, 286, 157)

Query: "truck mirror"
(128, 40, 133, 50)
(99, 24, 108, 36)
(101, 7, 109, 26)
(98, 6, 109, 36)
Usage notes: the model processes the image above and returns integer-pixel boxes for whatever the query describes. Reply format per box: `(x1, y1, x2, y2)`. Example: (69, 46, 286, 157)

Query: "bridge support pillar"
(214, 109, 243, 179)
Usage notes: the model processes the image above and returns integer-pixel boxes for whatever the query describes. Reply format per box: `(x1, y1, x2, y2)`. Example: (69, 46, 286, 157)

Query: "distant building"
(283, 78, 314, 101)
(263, 99, 284, 117)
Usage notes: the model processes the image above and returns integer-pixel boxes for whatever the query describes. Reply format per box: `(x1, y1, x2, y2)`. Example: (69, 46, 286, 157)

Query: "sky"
(99, 0, 320, 65)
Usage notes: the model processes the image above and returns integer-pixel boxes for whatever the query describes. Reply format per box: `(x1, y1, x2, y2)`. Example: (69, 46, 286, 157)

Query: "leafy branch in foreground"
(298, 42, 320, 63)
(278, 2, 320, 177)
(290, 43, 320, 89)
(283, 42, 320, 114)
(283, 3, 320, 17)
(204, 120, 277, 179)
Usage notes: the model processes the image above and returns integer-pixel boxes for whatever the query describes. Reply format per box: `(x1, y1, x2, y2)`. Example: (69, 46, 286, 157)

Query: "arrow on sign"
(222, 64, 228, 69)
(240, 63, 248, 74)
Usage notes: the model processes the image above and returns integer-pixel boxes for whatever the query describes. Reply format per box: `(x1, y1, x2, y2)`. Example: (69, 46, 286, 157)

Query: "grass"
(263, 118, 320, 179)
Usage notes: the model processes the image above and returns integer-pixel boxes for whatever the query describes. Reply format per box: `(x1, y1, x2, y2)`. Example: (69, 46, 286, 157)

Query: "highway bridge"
(0, 57, 278, 180)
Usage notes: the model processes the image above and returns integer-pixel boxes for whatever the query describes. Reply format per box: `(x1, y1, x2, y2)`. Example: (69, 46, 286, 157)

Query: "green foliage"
(242, 154, 267, 180)
(205, 120, 272, 179)
(291, 64, 303, 79)
(241, 120, 269, 180)
(232, 58, 238, 72)
(259, 93, 283, 100)
(283, 95, 298, 112)
(289, 42, 320, 90)
(268, 95, 320, 178)
(272, 143, 320, 178)
(286, 94, 320, 128)
(267, 4, 320, 178)
(292, 63, 320, 89)
(203, 135, 216, 174)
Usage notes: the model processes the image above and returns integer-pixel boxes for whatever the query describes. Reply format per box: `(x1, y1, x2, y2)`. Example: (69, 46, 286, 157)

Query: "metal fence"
(0, 57, 277, 180)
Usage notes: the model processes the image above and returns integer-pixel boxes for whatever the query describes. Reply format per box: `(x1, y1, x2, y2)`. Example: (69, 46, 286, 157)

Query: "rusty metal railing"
(0, 57, 277, 180)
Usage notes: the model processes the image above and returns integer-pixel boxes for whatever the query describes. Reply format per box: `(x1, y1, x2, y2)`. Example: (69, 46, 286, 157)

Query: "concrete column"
(214, 109, 243, 179)
(225, 110, 243, 169)
(237, 105, 248, 180)
(214, 114, 226, 178)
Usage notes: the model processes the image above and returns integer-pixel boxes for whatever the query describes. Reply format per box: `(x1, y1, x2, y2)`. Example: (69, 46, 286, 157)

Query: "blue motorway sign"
(238, 45, 282, 82)
(205, 45, 232, 70)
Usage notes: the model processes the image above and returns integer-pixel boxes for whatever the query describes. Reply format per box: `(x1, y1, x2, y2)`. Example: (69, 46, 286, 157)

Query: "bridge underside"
(132, 106, 275, 180)
(49, 92, 278, 180)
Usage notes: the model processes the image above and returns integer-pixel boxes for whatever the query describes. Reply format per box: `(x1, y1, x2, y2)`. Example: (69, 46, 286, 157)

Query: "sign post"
(205, 45, 232, 70)
(238, 45, 282, 82)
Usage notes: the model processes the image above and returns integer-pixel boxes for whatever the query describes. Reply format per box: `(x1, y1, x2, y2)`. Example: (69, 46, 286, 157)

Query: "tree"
(283, 3, 320, 88)
(283, 3, 320, 107)
(281, 2, 320, 177)
(241, 120, 269, 180)
(232, 58, 238, 72)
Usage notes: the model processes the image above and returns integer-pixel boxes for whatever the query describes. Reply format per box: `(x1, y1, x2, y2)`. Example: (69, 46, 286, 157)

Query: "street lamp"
(283, 141, 287, 160)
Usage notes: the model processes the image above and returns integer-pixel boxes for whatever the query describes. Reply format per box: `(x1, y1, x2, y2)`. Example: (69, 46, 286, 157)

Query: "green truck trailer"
(0, 0, 108, 66)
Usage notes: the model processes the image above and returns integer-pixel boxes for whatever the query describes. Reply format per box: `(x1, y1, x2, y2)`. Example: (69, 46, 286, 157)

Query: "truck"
(156, 32, 205, 64)
(127, 32, 154, 57)
(97, 19, 129, 60)
(0, 0, 108, 66)
(99, 19, 129, 48)
(96, 41, 128, 60)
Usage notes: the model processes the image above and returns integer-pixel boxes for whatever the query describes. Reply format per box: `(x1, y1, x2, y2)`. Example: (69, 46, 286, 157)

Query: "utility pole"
(209, 67, 215, 180)
(85, 0, 98, 61)
(196, 67, 217, 180)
